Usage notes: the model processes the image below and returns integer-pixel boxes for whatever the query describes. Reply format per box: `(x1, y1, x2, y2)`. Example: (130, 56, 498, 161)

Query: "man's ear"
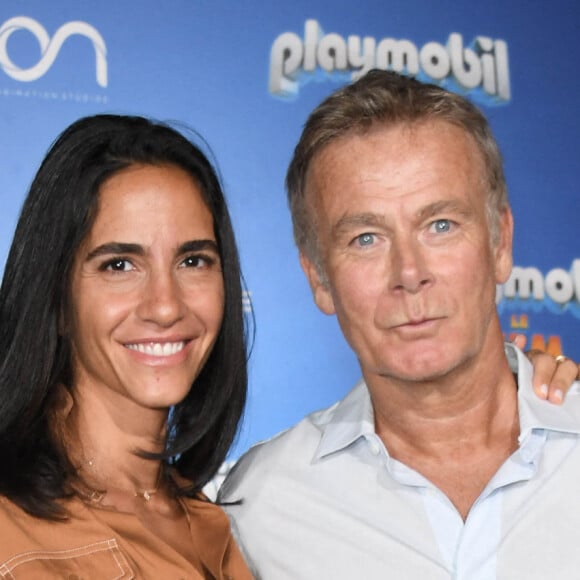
(494, 207, 514, 284)
(299, 252, 336, 315)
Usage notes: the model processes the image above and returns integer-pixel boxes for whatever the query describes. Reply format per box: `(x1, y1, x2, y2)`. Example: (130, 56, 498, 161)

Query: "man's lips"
(390, 316, 445, 329)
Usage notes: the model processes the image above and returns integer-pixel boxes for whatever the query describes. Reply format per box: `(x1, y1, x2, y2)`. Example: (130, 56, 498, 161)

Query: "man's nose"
(388, 237, 433, 294)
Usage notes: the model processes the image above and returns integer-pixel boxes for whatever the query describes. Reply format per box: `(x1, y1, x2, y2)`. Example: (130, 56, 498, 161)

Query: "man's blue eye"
(356, 233, 375, 246)
(432, 220, 451, 233)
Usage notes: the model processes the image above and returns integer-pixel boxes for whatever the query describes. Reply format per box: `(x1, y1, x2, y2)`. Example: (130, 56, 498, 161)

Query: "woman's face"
(68, 163, 224, 414)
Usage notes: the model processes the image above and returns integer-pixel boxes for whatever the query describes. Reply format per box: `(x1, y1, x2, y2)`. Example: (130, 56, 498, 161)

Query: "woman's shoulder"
(0, 494, 83, 548)
(180, 494, 254, 579)
(0, 495, 64, 564)
(0, 495, 135, 578)
(169, 472, 228, 522)
(0, 494, 43, 527)
(180, 491, 229, 522)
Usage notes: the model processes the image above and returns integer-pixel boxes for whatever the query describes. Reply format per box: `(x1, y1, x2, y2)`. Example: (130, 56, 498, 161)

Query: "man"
(220, 71, 580, 578)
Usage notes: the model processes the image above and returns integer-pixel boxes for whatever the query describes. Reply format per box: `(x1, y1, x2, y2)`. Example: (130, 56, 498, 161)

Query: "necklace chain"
(82, 460, 163, 503)
(134, 483, 160, 502)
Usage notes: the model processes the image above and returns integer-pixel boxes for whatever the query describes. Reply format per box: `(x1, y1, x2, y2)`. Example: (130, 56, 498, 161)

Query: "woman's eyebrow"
(85, 239, 220, 262)
(85, 242, 143, 261)
(178, 239, 219, 254)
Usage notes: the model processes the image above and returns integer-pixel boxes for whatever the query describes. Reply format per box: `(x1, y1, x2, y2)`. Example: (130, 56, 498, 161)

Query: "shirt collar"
(315, 379, 375, 460)
(315, 344, 580, 460)
(510, 342, 580, 443)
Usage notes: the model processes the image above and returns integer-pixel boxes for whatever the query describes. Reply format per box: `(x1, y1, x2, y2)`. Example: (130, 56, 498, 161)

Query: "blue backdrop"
(0, 0, 578, 457)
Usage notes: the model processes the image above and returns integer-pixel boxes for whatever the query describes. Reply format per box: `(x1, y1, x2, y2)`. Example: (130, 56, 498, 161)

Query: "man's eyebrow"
(332, 212, 388, 238)
(416, 200, 473, 221)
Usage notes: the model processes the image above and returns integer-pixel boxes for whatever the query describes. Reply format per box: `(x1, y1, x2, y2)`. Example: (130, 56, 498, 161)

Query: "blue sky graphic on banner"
(0, 0, 578, 457)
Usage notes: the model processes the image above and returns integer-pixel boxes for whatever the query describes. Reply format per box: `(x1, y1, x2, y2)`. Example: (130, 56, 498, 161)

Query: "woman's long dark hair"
(0, 115, 249, 518)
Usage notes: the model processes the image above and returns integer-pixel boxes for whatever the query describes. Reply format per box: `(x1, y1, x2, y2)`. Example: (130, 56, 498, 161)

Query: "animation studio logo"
(270, 19, 510, 103)
(0, 16, 107, 87)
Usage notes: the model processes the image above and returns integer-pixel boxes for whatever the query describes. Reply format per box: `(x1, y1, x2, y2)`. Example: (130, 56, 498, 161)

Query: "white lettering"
(494, 40, 510, 101)
(420, 42, 450, 80)
(269, 19, 510, 101)
(477, 37, 497, 96)
(574, 259, 580, 297)
(498, 260, 580, 310)
(303, 19, 319, 72)
(503, 266, 545, 300)
(318, 33, 347, 72)
(376, 38, 419, 74)
(269, 32, 302, 95)
(545, 268, 575, 304)
(348, 36, 375, 80)
(448, 33, 481, 90)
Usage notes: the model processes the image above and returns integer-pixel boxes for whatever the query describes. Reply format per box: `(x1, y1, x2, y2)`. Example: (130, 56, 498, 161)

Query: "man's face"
(300, 120, 513, 386)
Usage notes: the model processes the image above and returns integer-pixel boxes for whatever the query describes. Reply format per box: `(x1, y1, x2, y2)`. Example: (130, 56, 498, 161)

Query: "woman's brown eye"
(102, 258, 132, 272)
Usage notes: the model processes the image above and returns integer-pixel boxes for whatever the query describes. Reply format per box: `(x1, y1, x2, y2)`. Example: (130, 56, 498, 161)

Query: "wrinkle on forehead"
(308, 121, 485, 207)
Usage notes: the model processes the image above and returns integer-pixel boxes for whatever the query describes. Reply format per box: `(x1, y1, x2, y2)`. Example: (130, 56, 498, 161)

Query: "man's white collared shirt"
(220, 345, 580, 579)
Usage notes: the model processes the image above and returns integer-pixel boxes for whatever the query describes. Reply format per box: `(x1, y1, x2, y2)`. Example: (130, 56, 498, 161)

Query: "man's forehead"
(307, 120, 480, 187)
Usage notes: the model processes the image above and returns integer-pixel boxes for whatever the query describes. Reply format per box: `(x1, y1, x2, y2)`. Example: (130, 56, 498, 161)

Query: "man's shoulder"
(219, 397, 343, 501)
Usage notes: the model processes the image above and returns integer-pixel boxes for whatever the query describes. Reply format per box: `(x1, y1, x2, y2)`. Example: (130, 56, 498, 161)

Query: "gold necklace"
(82, 460, 163, 503)
(134, 473, 162, 502)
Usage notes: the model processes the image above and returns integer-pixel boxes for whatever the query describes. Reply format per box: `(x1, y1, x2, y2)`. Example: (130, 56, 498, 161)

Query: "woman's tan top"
(0, 494, 253, 579)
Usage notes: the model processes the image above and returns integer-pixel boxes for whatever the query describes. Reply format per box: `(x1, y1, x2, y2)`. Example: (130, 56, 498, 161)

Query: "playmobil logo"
(270, 19, 510, 103)
(0, 16, 107, 87)
(497, 259, 580, 318)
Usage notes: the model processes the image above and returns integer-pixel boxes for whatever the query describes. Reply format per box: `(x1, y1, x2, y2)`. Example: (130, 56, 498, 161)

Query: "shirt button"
(368, 438, 381, 456)
(520, 449, 535, 463)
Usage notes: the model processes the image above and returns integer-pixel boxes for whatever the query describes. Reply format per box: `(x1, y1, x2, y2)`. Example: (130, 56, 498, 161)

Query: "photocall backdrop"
(0, 0, 578, 460)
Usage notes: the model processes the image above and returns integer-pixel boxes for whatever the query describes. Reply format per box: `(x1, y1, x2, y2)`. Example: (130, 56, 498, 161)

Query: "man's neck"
(367, 343, 520, 520)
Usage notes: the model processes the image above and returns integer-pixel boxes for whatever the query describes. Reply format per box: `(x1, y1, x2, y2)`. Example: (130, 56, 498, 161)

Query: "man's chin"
(373, 354, 464, 384)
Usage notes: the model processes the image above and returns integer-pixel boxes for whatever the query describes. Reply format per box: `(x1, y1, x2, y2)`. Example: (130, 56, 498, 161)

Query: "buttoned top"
(220, 345, 580, 579)
(0, 492, 252, 579)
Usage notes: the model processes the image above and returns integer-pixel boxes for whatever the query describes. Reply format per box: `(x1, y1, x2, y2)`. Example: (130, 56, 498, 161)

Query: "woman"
(0, 115, 252, 578)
